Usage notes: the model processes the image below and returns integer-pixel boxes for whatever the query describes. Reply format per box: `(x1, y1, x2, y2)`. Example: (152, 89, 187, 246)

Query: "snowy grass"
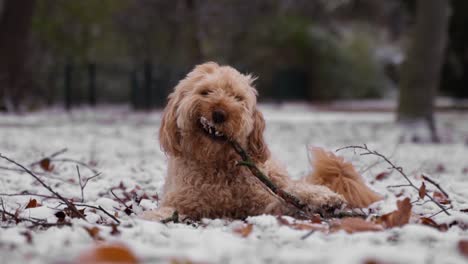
(0, 104, 467, 263)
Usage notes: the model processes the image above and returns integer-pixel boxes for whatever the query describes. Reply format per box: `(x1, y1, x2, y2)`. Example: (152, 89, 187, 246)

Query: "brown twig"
(63, 203, 120, 224)
(1, 199, 70, 227)
(230, 141, 308, 215)
(51, 158, 98, 174)
(0, 154, 86, 219)
(76, 166, 102, 203)
(29, 148, 68, 167)
(422, 174, 450, 198)
(0, 166, 48, 175)
(110, 189, 134, 215)
(336, 144, 451, 216)
(0, 191, 60, 200)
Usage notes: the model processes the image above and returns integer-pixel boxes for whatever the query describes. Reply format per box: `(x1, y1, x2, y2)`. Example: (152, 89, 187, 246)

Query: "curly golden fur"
(141, 62, 380, 221)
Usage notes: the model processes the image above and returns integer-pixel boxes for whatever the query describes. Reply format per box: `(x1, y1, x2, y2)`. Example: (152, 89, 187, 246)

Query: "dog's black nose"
(212, 109, 227, 123)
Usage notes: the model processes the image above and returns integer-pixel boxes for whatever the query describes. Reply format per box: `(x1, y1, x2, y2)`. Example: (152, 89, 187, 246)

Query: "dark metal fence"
(57, 62, 311, 110)
(60, 62, 187, 110)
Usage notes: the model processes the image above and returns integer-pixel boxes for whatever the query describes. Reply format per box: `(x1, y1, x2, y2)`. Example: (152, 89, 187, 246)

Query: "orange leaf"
(77, 243, 139, 264)
(234, 224, 253, 238)
(458, 240, 468, 258)
(25, 199, 40, 209)
(39, 158, 54, 172)
(84, 226, 103, 241)
(419, 217, 448, 232)
(330, 217, 383, 234)
(277, 216, 328, 232)
(419, 182, 426, 199)
(377, 198, 412, 228)
(433, 191, 450, 204)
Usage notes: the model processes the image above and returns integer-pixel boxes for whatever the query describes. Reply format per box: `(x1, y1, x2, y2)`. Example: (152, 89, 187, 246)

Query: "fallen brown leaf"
(418, 182, 426, 199)
(419, 217, 448, 232)
(77, 243, 139, 264)
(458, 240, 468, 258)
(234, 224, 253, 238)
(375, 172, 390, 181)
(277, 216, 328, 232)
(25, 199, 40, 209)
(110, 224, 121, 236)
(39, 158, 54, 172)
(377, 198, 412, 228)
(84, 226, 103, 241)
(330, 217, 383, 234)
(64, 207, 86, 218)
(433, 191, 450, 204)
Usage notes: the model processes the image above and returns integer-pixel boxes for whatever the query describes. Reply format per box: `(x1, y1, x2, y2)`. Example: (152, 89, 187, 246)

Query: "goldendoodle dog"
(141, 62, 380, 221)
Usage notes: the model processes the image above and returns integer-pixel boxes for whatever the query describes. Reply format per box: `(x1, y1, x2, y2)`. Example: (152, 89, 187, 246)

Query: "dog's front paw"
(316, 192, 346, 216)
(139, 207, 178, 222)
(287, 184, 346, 216)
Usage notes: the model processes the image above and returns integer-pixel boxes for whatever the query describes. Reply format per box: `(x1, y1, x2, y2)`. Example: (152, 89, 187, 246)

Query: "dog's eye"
(234, 95, 244, 102)
(200, 90, 211, 96)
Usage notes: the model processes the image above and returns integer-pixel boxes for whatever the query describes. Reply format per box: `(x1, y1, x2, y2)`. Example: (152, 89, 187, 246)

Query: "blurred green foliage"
(32, 0, 128, 63)
(26, 0, 395, 105)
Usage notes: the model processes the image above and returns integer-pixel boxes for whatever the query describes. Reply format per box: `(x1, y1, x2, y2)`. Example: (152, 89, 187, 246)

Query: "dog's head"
(159, 62, 269, 163)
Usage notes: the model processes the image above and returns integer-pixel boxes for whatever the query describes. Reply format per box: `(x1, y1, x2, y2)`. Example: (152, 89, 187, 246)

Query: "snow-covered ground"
(0, 104, 467, 264)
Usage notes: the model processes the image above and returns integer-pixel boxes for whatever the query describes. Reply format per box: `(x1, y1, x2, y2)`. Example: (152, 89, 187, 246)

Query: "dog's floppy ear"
(247, 108, 270, 163)
(159, 92, 182, 156)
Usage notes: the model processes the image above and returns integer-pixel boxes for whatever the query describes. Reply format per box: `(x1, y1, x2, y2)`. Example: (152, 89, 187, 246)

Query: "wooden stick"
(230, 141, 308, 214)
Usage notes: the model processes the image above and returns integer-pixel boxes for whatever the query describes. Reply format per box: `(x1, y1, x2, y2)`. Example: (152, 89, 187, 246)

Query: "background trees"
(397, 0, 451, 141)
(0, 0, 36, 111)
(0, 0, 465, 138)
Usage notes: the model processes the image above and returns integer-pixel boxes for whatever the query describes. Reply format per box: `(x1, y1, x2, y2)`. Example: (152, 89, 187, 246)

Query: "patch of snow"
(0, 105, 467, 263)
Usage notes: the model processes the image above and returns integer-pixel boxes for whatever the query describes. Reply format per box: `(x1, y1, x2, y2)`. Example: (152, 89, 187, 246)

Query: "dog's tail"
(305, 147, 382, 208)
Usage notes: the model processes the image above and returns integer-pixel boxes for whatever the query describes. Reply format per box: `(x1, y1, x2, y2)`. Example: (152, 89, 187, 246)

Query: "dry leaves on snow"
(84, 226, 103, 241)
(419, 217, 448, 232)
(433, 191, 451, 205)
(377, 198, 412, 228)
(330, 217, 383, 234)
(233, 223, 253, 237)
(25, 199, 41, 209)
(277, 216, 328, 233)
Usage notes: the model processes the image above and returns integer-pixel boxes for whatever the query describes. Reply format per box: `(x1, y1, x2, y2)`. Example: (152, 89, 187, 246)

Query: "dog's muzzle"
(199, 117, 226, 139)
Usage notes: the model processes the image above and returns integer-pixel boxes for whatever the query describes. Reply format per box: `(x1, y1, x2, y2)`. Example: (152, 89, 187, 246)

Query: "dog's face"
(159, 62, 269, 162)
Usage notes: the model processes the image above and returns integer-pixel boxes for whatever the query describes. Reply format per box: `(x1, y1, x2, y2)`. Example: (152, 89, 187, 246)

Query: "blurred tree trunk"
(397, 0, 450, 141)
(183, 0, 202, 65)
(0, 0, 36, 111)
